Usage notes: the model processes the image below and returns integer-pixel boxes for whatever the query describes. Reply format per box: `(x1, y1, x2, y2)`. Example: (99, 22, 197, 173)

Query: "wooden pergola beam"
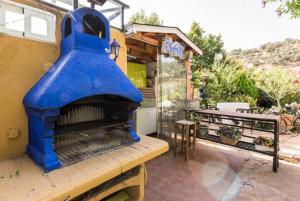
(128, 49, 157, 62)
(128, 33, 160, 46)
(126, 44, 156, 55)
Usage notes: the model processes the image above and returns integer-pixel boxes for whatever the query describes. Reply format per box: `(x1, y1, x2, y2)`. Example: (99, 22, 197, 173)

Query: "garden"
(191, 57, 300, 135)
(187, 20, 300, 135)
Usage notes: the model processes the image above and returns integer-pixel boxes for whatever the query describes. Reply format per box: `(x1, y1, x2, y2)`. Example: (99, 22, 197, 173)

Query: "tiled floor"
(144, 138, 300, 201)
(144, 140, 246, 201)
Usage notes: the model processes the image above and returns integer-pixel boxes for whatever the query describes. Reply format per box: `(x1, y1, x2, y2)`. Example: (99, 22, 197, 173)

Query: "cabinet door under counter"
(134, 107, 157, 135)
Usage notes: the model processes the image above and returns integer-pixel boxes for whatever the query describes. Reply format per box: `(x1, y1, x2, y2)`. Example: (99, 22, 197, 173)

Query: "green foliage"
(205, 59, 259, 107)
(233, 73, 258, 98)
(265, 0, 300, 18)
(188, 21, 225, 71)
(254, 67, 299, 109)
(254, 136, 274, 148)
(190, 70, 201, 89)
(129, 9, 163, 25)
(282, 92, 300, 106)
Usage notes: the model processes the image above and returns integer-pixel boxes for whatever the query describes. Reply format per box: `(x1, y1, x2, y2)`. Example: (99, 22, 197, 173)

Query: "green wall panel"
(127, 62, 147, 88)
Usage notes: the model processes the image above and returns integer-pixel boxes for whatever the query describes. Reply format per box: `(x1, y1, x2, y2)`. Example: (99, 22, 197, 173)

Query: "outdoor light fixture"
(110, 39, 120, 61)
(214, 53, 223, 61)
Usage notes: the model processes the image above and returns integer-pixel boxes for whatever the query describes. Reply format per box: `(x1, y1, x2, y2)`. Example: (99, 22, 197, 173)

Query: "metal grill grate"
(56, 136, 132, 166)
(54, 121, 133, 166)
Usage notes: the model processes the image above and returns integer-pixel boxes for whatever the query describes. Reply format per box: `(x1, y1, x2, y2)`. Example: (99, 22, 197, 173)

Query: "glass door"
(157, 55, 187, 139)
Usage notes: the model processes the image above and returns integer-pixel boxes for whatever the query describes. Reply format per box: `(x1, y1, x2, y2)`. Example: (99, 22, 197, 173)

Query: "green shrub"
(205, 59, 258, 106)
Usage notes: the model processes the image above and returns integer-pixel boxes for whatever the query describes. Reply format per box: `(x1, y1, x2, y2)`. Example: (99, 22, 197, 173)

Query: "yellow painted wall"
(0, 0, 128, 160)
(127, 62, 146, 88)
(111, 28, 127, 74)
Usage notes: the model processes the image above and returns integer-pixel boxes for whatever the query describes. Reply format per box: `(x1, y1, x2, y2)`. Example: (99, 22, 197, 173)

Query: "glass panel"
(158, 55, 187, 138)
(31, 16, 47, 36)
(5, 9, 24, 32)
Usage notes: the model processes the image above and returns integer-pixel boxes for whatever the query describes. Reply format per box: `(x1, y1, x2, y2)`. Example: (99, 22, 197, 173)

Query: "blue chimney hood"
(23, 7, 143, 172)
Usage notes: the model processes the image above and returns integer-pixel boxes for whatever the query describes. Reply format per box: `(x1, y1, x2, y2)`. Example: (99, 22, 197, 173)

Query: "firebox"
(23, 7, 143, 172)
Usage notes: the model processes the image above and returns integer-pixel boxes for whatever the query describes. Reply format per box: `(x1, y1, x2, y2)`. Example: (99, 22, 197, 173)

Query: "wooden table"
(0, 136, 168, 201)
(189, 109, 280, 172)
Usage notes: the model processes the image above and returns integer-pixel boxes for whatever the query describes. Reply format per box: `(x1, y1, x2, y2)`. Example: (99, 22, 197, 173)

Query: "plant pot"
(220, 136, 239, 145)
(280, 115, 295, 130)
(197, 124, 209, 138)
(255, 144, 273, 152)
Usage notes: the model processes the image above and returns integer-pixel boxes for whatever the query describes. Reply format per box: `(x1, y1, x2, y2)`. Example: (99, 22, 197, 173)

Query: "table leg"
(181, 125, 184, 153)
(273, 120, 279, 172)
(185, 125, 189, 161)
(189, 126, 192, 148)
(193, 124, 196, 158)
(174, 123, 177, 157)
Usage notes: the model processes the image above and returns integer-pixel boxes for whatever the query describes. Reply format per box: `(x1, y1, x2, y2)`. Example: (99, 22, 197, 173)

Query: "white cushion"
(216, 102, 250, 126)
(217, 102, 250, 112)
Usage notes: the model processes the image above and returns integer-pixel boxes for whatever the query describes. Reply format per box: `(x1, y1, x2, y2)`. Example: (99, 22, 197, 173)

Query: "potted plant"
(281, 102, 300, 130)
(254, 136, 274, 152)
(216, 126, 241, 145)
(187, 112, 209, 137)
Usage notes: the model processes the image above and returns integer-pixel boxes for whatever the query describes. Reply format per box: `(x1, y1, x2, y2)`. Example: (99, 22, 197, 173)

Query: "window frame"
(0, 0, 56, 43)
(39, 0, 126, 30)
(0, 2, 25, 37)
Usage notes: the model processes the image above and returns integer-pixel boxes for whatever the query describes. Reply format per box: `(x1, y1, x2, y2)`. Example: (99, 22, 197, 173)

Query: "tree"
(254, 67, 299, 109)
(263, 0, 300, 18)
(188, 21, 226, 99)
(129, 9, 163, 25)
(188, 21, 225, 72)
(206, 59, 259, 106)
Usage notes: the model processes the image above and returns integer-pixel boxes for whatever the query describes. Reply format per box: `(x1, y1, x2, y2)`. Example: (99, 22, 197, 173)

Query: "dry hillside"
(230, 38, 300, 75)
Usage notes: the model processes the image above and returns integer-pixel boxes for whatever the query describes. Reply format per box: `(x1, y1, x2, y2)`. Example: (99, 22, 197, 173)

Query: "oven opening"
(53, 95, 137, 166)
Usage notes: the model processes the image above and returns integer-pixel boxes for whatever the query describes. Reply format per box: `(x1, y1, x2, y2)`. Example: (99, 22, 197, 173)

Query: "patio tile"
(144, 189, 166, 201)
(144, 140, 245, 201)
(145, 137, 300, 201)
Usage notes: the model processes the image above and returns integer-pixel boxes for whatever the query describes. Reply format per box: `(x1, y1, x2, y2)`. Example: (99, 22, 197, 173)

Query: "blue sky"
(124, 0, 300, 51)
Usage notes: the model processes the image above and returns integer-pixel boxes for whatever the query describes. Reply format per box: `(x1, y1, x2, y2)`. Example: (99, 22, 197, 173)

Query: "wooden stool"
(173, 120, 196, 161)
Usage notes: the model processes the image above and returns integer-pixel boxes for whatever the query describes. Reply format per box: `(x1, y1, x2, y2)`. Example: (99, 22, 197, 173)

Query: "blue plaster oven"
(23, 8, 143, 172)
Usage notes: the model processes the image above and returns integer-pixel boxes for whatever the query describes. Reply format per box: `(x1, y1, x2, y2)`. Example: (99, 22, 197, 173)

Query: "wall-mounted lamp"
(110, 39, 120, 61)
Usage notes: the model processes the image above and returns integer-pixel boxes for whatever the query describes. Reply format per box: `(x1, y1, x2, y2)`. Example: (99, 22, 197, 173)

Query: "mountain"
(230, 38, 300, 76)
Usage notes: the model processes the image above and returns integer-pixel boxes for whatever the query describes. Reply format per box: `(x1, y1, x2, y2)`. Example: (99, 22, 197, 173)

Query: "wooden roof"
(125, 23, 203, 55)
